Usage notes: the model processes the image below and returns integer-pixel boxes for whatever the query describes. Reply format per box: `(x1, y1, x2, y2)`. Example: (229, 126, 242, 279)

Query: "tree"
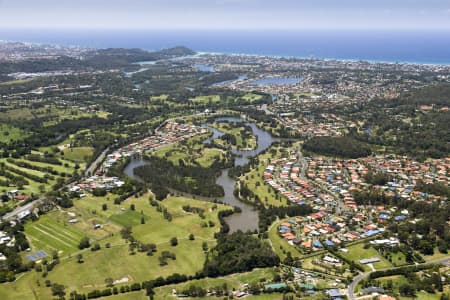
(170, 237, 178, 247)
(189, 233, 195, 240)
(78, 237, 90, 250)
(105, 277, 114, 287)
(38, 185, 46, 193)
(102, 203, 107, 211)
(202, 241, 208, 252)
(130, 204, 135, 211)
(399, 283, 416, 297)
(141, 216, 145, 224)
(76, 254, 83, 264)
(51, 283, 66, 297)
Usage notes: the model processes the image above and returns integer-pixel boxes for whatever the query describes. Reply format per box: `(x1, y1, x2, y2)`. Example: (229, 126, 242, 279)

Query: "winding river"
(123, 116, 278, 233)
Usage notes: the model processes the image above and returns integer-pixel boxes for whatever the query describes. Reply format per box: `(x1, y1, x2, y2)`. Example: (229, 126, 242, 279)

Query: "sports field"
(25, 214, 86, 255)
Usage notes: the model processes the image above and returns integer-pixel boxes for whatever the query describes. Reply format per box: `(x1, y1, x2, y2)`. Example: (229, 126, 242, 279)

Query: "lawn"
(0, 239, 209, 299)
(389, 250, 407, 267)
(422, 247, 450, 262)
(371, 275, 408, 291)
(190, 95, 221, 104)
(0, 79, 32, 86)
(62, 146, 94, 163)
(7, 192, 233, 299)
(211, 121, 257, 150)
(127, 194, 230, 243)
(241, 92, 263, 102)
(109, 210, 150, 227)
(150, 94, 169, 101)
(25, 213, 86, 255)
(340, 243, 392, 271)
(14, 157, 76, 175)
(152, 133, 228, 168)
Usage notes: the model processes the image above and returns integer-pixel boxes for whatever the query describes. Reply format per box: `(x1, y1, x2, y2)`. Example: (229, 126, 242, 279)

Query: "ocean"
(1, 29, 450, 65)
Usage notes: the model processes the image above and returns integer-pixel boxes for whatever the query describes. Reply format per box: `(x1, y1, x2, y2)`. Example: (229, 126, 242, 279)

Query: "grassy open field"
(0, 79, 32, 86)
(150, 94, 169, 101)
(0, 192, 233, 299)
(0, 239, 209, 299)
(389, 250, 407, 267)
(0, 105, 106, 124)
(152, 133, 229, 168)
(358, 275, 449, 300)
(47, 197, 123, 242)
(340, 243, 392, 271)
(241, 93, 263, 102)
(62, 146, 94, 163)
(211, 121, 257, 150)
(24, 213, 86, 255)
(190, 95, 221, 104)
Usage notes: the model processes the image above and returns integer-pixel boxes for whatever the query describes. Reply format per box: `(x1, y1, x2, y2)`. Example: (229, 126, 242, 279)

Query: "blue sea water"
(1, 29, 450, 64)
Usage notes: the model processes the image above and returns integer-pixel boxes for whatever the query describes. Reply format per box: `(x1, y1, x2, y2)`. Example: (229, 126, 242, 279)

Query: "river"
(123, 116, 278, 233)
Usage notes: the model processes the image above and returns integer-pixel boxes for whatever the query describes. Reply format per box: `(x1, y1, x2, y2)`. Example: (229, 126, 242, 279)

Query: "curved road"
(348, 257, 450, 300)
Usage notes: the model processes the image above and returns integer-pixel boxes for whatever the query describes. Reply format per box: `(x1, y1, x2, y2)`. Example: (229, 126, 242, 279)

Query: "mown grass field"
(0, 239, 209, 300)
(0, 192, 233, 299)
(190, 95, 221, 104)
(62, 146, 94, 163)
(127, 195, 229, 243)
(0, 79, 32, 86)
(241, 93, 263, 102)
(340, 243, 392, 271)
(152, 133, 229, 168)
(24, 213, 86, 255)
(211, 121, 257, 150)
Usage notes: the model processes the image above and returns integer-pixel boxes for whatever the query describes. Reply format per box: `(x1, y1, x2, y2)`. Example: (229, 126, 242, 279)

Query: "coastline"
(196, 51, 450, 67)
(2, 28, 450, 66)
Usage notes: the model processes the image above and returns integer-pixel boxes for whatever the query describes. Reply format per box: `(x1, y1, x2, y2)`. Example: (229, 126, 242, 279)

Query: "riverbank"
(123, 115, 280, 233)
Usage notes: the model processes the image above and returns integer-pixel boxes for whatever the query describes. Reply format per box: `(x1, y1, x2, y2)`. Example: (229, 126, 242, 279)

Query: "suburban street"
(2, 197, 43, 221)
(347, 257, 450, 300)
(84, 147, 109, 177)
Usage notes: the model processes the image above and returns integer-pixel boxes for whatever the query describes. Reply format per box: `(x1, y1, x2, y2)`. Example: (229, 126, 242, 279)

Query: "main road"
(84, 147, 109, 177)
(347, 257, 450, 300)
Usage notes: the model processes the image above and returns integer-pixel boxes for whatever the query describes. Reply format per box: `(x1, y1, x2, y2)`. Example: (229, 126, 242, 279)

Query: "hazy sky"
(1, 0, 449, 30)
